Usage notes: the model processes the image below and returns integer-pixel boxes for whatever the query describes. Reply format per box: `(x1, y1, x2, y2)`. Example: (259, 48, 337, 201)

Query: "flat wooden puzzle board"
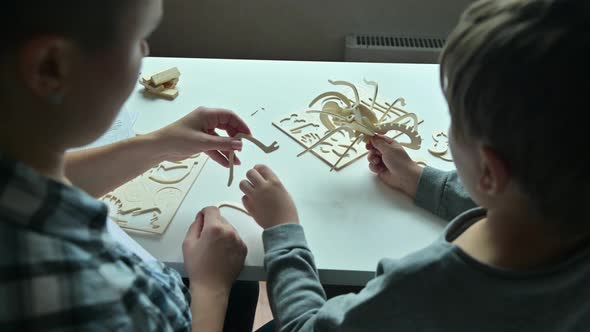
(101, 154, 208, 234)
(273, 84, 424, 170)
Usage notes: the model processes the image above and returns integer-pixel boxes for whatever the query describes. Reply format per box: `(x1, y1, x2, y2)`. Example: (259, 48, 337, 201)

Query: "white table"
(124, 57, 455, 286)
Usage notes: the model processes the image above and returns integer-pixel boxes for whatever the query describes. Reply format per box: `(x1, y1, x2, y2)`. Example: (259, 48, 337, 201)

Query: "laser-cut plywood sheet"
(273, 81, 424, 170)
(101, 154, 208, 234)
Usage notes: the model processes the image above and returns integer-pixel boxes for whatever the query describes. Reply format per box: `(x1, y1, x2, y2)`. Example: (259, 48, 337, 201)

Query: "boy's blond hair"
(440, 0, 589, 226)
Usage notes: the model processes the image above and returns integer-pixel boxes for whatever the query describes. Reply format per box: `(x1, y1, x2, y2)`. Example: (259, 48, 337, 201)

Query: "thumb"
(375, 133, 394, 143)
(201, 206, 230, 230)
(201, 133, 243, 151)
(186, 212, 204, 239)
(370, 135, 393, 152)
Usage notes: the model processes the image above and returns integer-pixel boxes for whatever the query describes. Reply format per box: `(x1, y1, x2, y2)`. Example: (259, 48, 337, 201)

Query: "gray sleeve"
(414, 167, 476, 221)
(263, 224, 395, 332)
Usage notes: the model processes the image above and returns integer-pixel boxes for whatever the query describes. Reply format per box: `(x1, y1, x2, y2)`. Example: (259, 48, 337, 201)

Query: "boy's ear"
(18, 37, 75, 99)
(478, 145, 510, 196)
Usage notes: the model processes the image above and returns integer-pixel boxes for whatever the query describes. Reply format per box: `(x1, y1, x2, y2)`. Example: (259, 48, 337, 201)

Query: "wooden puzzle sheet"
(273, 83, 423, 170)
(101, 154, 208, 234)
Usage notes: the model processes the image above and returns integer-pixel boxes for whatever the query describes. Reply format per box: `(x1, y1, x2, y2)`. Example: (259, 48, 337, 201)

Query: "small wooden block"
(150, 67, 181, 86)
(163, 78, 179, 89)
(140, 78, 165, 93)
(147, 88, 179, 100)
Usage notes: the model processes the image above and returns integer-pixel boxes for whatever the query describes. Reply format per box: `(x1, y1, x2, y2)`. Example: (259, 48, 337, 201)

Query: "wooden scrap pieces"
(139, 67, 181, 100)
(428, 130, 453, 162)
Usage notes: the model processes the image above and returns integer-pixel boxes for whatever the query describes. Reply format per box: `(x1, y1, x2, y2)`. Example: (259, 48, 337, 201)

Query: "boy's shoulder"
(0, 154, 190, 330)
(376, 211, 485, 282)
(0, 219, 136, 298)
(0, 219, 190, 330)
(376, 233, 457, 284)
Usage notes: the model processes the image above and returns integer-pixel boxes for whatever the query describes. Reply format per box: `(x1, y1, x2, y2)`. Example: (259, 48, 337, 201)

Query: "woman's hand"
(151, 107, 251, 167)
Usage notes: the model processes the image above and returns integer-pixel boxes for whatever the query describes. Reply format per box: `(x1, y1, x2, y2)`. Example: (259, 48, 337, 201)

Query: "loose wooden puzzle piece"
(428, 130, 453, 162)
(250, 107, 266, 117)
(414, 158, 429, 167)
(273, 79, 424, 171)
(101, 154, 208, 234)
(217, 202, 251, 216)
(227, 134, 280, 186)
(139, 67, 181, 100)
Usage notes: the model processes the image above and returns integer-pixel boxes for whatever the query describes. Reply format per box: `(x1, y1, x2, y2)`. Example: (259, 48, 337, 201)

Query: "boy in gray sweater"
(238, 0, 590, 330)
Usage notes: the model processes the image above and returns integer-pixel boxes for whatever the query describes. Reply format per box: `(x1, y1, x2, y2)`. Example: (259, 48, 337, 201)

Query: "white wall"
(150, 0, 472, 61)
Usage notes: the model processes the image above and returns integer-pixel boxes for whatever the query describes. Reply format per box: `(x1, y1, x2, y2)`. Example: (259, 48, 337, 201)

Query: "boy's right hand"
(182, 207, 247, 292)
(239, 165, 299, 229)
(367, 134, 423, 199)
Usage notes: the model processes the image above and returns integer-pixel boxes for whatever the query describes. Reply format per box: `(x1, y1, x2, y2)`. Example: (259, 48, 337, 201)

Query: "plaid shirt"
(0, 153, 191, 331)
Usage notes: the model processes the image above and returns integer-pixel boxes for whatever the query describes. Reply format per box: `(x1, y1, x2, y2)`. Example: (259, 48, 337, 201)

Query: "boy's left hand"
(151, 107, 251, 167)
(239, 165, 299, 229)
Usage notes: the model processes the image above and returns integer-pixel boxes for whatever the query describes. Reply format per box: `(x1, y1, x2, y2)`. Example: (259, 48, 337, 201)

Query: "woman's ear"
(18, 37, 75, 99)
(478, 145, 510, 196)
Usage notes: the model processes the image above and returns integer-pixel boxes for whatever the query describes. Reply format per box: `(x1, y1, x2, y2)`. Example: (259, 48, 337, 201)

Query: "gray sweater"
(262, 167, 590, 331)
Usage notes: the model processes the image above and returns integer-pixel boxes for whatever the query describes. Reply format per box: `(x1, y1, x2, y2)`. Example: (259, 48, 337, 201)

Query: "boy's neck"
(0, 136, 68, 184)
(1, 95, 71, 184)
(454, 207, 590, 271)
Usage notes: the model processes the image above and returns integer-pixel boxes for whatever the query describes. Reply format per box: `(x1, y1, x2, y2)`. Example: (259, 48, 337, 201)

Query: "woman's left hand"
(151, 107, 251, 167)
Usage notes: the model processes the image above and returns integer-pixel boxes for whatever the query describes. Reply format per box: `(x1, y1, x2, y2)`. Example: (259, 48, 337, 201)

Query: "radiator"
(344, 34, 446, 63)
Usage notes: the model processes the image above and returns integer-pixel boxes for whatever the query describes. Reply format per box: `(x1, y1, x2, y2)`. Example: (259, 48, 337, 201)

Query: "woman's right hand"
(367, 134, 423, 199)
(182, 206, 247, 292)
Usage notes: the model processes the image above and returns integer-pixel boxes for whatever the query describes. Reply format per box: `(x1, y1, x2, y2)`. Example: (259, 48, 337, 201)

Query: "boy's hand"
(182, 207, 247, 292)
(152, 107, 252, 167)
(367, 134, 423, 199)
(239, 165, 299, 229)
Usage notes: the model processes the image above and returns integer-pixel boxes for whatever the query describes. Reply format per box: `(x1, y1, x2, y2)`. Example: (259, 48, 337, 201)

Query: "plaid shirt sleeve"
(0, 155, 191, 331)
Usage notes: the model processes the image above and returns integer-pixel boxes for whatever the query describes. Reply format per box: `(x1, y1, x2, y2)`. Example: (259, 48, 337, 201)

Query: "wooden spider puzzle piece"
(101, 154, 208, 234)
(273, 79, 424, 171)
(139, 67, 181, 100)
(227, 134, 280, 187)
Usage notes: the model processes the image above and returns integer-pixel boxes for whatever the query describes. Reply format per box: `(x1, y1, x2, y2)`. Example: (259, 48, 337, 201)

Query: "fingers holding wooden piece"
(205, 150, 231, 168)
(234, 133, 279, 153)
(226, 134, 279, 187)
